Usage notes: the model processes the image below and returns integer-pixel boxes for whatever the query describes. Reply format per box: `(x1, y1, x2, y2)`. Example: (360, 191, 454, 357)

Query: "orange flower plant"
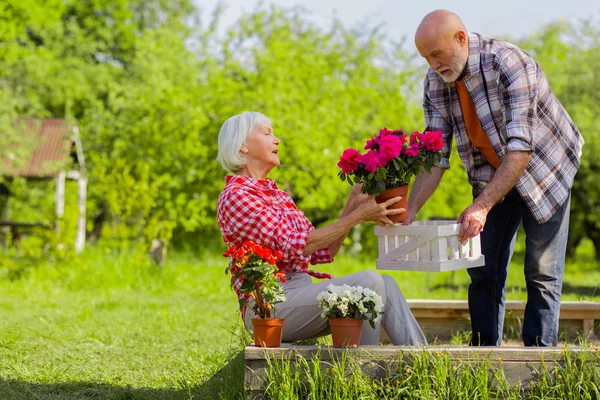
(223, 241, 287, 319)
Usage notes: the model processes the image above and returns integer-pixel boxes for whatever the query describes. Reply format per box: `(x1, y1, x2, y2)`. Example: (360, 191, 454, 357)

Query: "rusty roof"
(3, 119, 77, 178)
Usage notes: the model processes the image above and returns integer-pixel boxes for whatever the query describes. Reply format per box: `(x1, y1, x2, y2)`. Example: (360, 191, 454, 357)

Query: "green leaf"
(375, 180, 386, 195)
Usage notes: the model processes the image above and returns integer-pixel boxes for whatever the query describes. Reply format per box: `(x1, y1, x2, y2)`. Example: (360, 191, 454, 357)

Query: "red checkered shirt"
(217, 175, 333, 315)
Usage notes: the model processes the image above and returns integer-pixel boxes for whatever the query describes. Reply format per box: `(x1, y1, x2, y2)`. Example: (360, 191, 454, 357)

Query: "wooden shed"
(1, 119, 87, 253)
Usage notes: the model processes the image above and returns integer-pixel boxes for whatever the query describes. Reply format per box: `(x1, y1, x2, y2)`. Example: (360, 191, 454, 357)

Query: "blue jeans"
(467, 188, 571, 346)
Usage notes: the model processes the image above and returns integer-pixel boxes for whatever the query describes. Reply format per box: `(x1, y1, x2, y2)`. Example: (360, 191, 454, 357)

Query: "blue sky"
(195, 0, 600, 43)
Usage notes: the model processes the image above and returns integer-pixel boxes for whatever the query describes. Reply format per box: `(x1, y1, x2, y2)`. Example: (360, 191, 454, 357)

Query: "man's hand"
(457, 202, 489, 244)
(401, 205, 417, 225)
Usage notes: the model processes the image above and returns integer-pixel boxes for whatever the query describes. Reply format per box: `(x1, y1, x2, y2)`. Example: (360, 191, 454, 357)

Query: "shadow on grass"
(0, 352, 246, 400)
(561, 282, 600, 298)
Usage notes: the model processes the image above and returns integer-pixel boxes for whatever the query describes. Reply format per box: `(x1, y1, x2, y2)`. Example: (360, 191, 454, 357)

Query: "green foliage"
(1, 1, 598, 260)
(1, 1, 424, 250)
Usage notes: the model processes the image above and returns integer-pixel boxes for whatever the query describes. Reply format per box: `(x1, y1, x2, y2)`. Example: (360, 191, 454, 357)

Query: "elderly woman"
(217, 111, 426, 346)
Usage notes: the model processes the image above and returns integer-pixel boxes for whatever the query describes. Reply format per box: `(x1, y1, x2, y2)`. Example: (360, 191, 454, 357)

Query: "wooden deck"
(244, 300, 600, 398)
(244, 345, 597, 399)
(404, 300, 600, 342)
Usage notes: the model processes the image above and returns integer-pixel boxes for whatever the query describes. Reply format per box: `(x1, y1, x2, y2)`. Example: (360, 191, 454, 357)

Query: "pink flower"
(378, 134, 403, 163)
(364, 136, 378, 150)
(379, 127, 392, 136)
(409, 132, 423, 146)
(337, 148, 361, 174)
(404, 143, 420, 157)
(421, 130, 444, 151)
(357, 150, 382, 172)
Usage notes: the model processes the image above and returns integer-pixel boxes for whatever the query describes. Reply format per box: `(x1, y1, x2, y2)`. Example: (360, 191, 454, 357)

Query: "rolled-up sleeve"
(221, 189, 311, 266)
(310, 247, 333, 264)
(424, 79, 453, 168)
(498, 49, 537, 153)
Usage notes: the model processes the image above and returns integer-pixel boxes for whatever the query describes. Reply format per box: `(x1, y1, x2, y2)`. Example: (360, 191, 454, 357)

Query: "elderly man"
(405, 10, 584, 346)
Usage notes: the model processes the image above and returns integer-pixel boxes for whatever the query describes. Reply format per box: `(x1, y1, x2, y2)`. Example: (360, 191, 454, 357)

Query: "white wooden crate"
(375, 221, 485, 272)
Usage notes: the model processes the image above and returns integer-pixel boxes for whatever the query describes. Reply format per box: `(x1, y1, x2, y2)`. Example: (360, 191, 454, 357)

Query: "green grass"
(263, 346, 600, 399)
(0, 238, 598, 399)
(0, 247, 247, 399)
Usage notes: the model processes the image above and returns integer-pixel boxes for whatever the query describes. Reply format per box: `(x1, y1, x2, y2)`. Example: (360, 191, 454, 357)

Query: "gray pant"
(244, 270, 427, 346)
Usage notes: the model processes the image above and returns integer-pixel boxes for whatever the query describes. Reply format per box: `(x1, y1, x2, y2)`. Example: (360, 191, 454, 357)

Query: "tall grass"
(263, 346, 600, 399)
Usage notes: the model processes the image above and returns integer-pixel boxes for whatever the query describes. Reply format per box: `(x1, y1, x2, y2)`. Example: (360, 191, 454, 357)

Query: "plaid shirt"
(423, 32, 584, 223)
(217, 175, 332, 312)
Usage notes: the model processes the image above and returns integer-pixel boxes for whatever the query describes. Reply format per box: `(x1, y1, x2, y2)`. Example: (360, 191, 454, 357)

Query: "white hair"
(217, 111, 272, 173)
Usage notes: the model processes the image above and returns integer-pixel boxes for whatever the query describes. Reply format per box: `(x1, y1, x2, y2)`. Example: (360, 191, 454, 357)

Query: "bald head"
(415, 10, 469, 82)
(415, 10, 467, 49)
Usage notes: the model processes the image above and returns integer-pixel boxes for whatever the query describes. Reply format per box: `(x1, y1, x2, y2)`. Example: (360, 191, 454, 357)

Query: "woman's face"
(244, 123, 280, 170)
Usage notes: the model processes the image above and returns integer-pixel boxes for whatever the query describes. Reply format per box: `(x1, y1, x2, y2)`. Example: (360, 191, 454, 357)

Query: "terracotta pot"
(375, 185, 409, 223)
(252, 318, 285, 347)
(329, 318, 363, 348)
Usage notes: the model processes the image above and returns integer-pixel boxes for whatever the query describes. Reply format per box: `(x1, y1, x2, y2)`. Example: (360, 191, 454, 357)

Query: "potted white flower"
(317, 284, 384, 347)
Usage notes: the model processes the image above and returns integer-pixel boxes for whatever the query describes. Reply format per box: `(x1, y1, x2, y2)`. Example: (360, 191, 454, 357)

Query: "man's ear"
(455, 30, 467, 47)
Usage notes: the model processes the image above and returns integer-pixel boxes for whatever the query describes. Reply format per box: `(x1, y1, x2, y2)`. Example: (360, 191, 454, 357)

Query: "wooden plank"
(374, 224, 443, 236)
(407, 236, 419, 261)
(380, 233, 436, 261)
(583, 319, 595, 337)
(410, 309, 471, 319)
(377, 236, 386, 259)
(559, 302, 600, 311)
(244, 345, 588, 362)
(377, 256, 484, 272)
(75, 176, 87, 253)
(449, 236, 459, 260)
(375, 223, 466, 238)
(407, 299, 471, 309)
(402, 300, 600, 341)
(470, 235, 481, 258)
(459, 239, 469, 259)
(406, 300, 600, 315)
(55, 171, 65, 219)
(430, 236, 448, 262)
(419, 241, 431, 261)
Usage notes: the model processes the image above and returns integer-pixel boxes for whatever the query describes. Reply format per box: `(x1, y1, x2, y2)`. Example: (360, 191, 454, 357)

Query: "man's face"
(417, 36, 468, 83)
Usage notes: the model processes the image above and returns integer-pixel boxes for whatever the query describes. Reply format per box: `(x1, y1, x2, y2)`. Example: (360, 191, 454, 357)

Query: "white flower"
(317, 284, 384, 326)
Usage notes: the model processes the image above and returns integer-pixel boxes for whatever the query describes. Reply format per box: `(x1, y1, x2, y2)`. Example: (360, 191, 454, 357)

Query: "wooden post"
(75, 176, 87, 253)
(583, 319, 595, 338)
(55, 171, 66, 231)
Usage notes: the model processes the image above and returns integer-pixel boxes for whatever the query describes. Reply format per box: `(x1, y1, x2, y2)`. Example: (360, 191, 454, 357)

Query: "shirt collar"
(225, 175, 278, 190)
(462, 32, 482, 80)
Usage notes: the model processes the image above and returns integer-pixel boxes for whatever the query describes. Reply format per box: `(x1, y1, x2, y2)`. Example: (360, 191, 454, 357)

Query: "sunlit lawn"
(0, 238, 598, 399)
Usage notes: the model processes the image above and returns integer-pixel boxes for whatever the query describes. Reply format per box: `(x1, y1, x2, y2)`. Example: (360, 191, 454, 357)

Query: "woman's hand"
(354, 195, 405, 226)
(343, 184, 369, 214)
